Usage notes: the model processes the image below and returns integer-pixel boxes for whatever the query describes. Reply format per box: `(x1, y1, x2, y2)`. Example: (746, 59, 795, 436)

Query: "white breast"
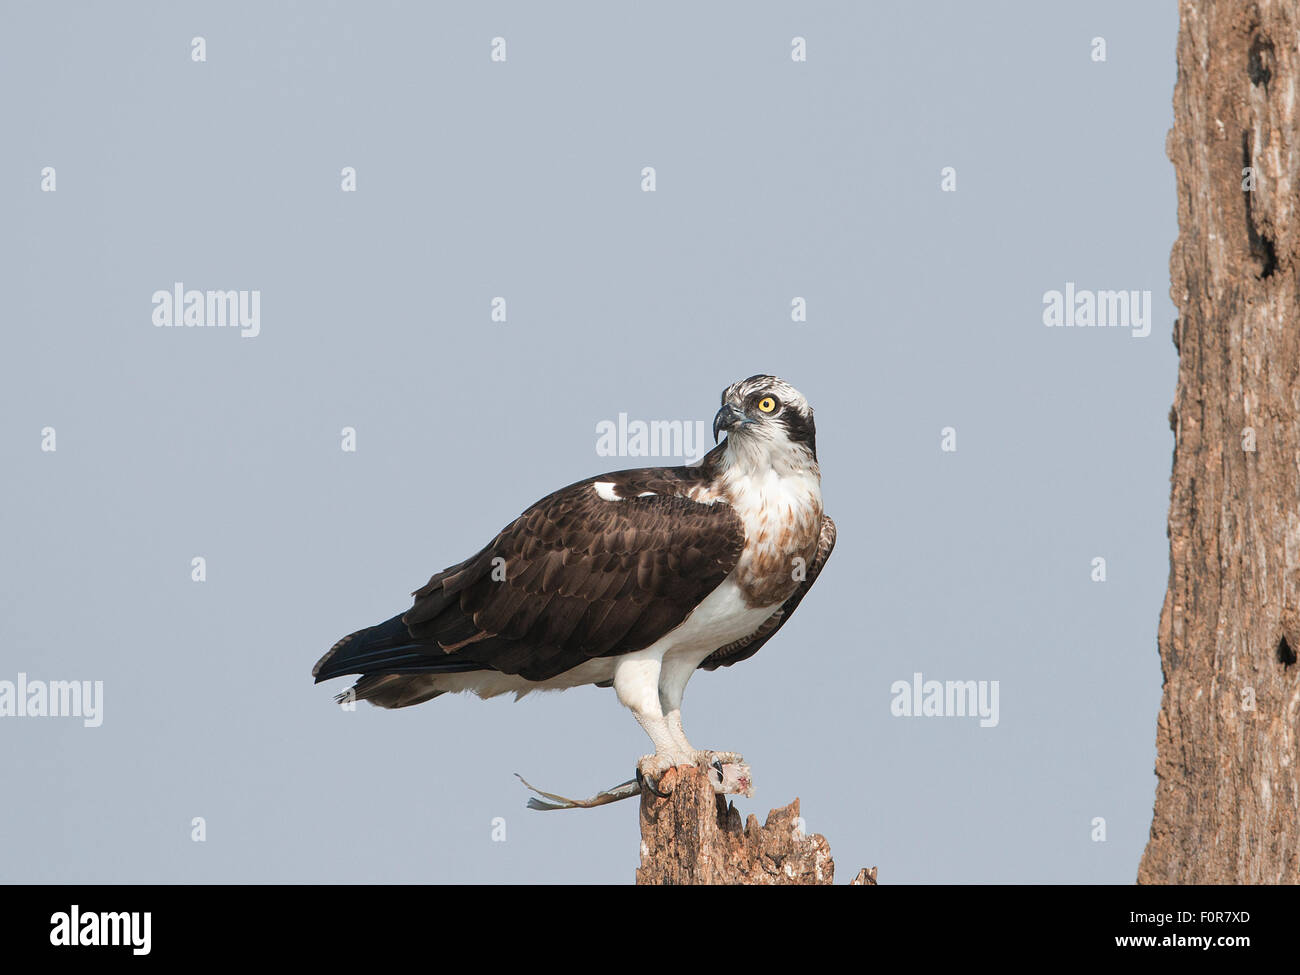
(664, 575, 779, 654)
(720, 466, 822, 556)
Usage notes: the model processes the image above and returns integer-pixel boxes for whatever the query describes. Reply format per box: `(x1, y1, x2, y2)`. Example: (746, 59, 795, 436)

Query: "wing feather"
(398, 474, 745, 681)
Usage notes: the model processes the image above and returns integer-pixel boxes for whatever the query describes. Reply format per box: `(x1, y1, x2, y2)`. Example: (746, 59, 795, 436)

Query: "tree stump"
(635, 765, 872, 885)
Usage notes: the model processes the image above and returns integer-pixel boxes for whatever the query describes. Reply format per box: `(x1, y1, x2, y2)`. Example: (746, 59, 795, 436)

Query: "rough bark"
(1141, 0, 1300, 884)
(635, 765, 874, 885)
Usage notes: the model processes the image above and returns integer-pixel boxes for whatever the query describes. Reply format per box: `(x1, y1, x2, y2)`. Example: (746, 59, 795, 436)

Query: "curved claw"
(636, 766, 672, 799)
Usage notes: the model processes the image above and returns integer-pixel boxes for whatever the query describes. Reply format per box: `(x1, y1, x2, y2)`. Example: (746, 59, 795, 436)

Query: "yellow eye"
(758, 397, 777, 413)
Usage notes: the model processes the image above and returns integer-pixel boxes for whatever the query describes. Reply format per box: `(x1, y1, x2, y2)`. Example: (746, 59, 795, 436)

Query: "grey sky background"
(1, 1, 1178, 883)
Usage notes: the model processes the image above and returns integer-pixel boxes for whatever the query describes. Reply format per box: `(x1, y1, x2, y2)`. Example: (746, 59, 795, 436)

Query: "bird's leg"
(657, 652, 754, 797)
(662, 708, 752, 797)
(663, 708, 745, 767)
(662, 708, 696, 754)
(614, 656, 694, 796)
(659, 660, 742, 771)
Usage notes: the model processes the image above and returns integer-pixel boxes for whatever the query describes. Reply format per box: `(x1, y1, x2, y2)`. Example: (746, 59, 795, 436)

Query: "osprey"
(313, 375, 836, 796)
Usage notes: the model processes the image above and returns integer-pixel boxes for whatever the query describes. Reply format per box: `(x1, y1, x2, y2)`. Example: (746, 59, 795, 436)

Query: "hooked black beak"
(713, 402, 745, 443)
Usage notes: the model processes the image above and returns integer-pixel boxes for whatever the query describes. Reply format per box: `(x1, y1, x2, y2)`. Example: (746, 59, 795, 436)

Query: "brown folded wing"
(402, 477, 747, 682)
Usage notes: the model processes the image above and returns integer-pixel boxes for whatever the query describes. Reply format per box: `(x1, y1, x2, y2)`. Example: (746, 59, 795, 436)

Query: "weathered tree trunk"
(1141, 0, 1300, 884)
(635, 765, 876, 885)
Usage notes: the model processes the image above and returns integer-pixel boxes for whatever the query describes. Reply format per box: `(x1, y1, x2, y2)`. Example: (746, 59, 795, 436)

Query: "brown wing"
(697, 514, 836, 671)
(398, 474, 746, 682)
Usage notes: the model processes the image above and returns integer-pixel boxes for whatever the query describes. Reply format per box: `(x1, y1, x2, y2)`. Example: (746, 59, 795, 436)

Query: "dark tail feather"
(312, 613, 483, 683)
(341, 673, 446, 709)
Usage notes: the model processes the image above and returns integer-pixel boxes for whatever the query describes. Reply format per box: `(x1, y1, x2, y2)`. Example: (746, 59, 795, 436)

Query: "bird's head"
(712, 374, 818, 470)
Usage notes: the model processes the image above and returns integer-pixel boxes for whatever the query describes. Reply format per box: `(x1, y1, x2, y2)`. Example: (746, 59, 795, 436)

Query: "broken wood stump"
(635, 764, 875, 885)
